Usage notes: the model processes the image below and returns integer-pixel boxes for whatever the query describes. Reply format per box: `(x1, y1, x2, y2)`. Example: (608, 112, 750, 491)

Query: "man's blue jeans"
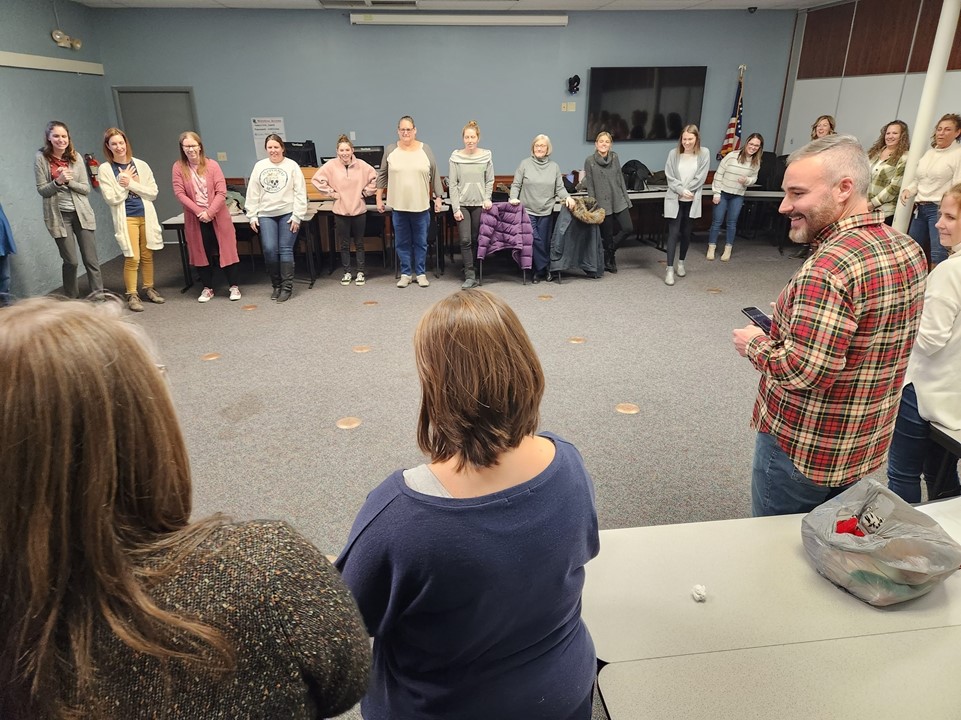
(392, 209, 429, 276)
(258, 213, 297, 264)
(887, 383, 959, 503)
(751, 432, 850, 516)
(707, 192, 745, 247)
(908, 202, 947, 264)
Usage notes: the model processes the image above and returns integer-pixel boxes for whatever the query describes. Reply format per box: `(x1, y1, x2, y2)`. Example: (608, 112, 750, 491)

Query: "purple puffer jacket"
(476, 202, 533, 270)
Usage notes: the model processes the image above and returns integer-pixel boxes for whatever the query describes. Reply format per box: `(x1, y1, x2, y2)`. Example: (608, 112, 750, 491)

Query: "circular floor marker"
(352, 345, 372, 353)
(615, 403, 640, 415)
(568, 336, 586, 344)
(537, 294, 553, 301)
(200, 352, 221, 361)
(336, 417, 362, 430)
(241, 304, 257, 310)
(363, 300, 379, 306)
(706, 288, 722, 295)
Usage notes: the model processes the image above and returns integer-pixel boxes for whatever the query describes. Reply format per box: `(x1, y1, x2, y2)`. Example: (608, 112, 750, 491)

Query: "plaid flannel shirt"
(747, 212, 927, 487)
(867, 155, 906, 217)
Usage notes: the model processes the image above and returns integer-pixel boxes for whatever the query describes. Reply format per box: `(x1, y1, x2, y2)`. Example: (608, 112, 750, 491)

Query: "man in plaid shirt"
(733, 135, 927, 516)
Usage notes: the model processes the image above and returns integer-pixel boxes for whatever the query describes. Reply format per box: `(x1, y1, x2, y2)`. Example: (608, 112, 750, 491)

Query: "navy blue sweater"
(337, 433, 599, 720)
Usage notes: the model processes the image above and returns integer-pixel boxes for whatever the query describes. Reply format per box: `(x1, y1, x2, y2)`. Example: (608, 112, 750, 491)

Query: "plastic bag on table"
(801, 479, 961, 606)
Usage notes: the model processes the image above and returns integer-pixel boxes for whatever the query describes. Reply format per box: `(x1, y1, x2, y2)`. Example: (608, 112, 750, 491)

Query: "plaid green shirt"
(867, 155, 906, 217)
(747, 212, 926, 486)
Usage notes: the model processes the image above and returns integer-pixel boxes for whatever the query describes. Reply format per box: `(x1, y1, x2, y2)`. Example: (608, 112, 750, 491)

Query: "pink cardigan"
(171, 159, 240, 268)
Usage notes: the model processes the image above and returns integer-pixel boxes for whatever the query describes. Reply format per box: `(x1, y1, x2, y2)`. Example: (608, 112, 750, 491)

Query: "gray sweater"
(448, 148, 494, 212)
(34, 151, 97, 238)
(582, 150, 631, 214)
(509, 156, 569, 217)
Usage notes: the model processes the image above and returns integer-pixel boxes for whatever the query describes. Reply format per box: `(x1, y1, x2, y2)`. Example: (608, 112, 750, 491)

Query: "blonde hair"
(0, 298, 233, 719)
(676, 124, 701, 154)
(810, 115, 836, 140)
(595, 131, 613, 144)
(463, 120, 480, 139)
(866, 121, 909, 163)
(415, 290, 544, 471)
(531, 134, 552, 155)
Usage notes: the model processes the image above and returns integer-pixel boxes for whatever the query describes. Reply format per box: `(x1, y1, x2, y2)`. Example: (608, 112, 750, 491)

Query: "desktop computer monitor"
(285, 140, 318, 167)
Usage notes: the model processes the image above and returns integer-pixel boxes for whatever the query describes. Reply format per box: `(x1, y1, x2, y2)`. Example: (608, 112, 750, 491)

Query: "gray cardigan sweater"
(663, 147, 710, 220)
(35, 151, 97, 238)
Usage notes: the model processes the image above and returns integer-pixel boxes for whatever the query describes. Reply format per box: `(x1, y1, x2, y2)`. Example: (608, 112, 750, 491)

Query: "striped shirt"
(746, 212, 927, 487)
(711, 151, 760, 197)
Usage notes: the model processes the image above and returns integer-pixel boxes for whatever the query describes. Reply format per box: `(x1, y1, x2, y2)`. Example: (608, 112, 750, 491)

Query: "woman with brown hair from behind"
(0, 297, 370, 719)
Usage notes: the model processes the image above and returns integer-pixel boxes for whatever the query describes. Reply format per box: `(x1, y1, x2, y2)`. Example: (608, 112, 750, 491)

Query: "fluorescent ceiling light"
(349, 12, 568, 24)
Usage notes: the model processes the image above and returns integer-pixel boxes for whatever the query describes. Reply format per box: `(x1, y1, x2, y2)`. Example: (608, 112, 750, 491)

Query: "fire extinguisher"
(84, 153, 100, 189)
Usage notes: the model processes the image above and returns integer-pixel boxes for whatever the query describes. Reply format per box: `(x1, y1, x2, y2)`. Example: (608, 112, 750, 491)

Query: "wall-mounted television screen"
(586, 66, 707, 142)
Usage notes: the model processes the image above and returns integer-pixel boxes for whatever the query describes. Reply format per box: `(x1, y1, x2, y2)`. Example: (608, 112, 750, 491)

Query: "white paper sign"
(251, 117, 286, 160)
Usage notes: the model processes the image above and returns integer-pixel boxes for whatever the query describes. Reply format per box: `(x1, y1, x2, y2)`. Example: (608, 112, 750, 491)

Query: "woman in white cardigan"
(887, 182, 961, 502)
(663, 124, 709, 286)
(100, 128, 164, 312)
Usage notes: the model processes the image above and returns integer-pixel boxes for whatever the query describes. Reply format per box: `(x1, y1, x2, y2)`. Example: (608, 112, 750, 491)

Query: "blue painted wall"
(2, 1, 795, 296)
(1, 0, 116, 298)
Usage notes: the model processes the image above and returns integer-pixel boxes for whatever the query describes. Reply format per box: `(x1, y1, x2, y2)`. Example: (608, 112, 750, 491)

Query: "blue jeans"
(530, 214, 555, 275)
(887, 383, 959, 503)
(908, 202, 947, 264)
(392, 209, 429, 276)
(751, 432, 851, 516)
(259, 213, 297, 264)
(707, 192, 745, 247)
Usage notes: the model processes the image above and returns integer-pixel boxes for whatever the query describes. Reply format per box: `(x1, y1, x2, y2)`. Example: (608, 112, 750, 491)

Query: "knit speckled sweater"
(78, 521, 371, 719)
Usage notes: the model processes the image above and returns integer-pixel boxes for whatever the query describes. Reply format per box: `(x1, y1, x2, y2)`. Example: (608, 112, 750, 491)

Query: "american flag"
(717, 68, 745, 161)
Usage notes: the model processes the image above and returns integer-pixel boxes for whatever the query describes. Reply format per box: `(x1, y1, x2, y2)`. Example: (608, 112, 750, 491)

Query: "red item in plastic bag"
(835, 517, 865, 537)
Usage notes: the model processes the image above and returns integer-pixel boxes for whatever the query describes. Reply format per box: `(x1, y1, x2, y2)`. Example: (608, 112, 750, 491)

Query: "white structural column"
(895, 0, 961, 232)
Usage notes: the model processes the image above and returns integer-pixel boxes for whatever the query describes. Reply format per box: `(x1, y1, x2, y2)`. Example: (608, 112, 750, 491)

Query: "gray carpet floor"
(96, 227, 813, 718)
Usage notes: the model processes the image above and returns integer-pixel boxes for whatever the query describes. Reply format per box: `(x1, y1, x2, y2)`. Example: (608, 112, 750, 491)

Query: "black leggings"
(665, 202, 693, 266)
(599, 208, 633, 251)
(196, 221, 239, 288)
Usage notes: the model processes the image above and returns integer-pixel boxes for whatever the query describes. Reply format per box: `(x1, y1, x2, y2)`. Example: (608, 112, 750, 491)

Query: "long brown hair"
(736, 132, 764, 168)
(41, 120, 77, 163)
(866, 120, 909, 163)
(415, 289, 544, 471)
(0, 298, 233, 719)
(102, 126, 131, 164)
(177, 131, 208, 181)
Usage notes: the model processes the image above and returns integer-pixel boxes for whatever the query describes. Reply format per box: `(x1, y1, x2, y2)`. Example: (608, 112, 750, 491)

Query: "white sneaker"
(397, 274, 411, 288)
(198, 287, 214, 303)
(721, 245, 732, 262)
(706, 245, 716, 261)
(664, 268, 675, 286)
(229, 285, 242, 301)
(340, 272, 352, 286)
(416, 274, 430, 287)
(676, 260, 686, 277)
(355, 272, 366, 286)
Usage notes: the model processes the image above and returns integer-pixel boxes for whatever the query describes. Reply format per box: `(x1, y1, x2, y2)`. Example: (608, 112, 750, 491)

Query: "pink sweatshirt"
(312, 156, 377, 216)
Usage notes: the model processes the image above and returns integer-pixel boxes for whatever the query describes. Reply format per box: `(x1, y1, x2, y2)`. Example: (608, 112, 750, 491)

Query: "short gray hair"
(787, 134, 869, 197)
(531, 134, 552, 155)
